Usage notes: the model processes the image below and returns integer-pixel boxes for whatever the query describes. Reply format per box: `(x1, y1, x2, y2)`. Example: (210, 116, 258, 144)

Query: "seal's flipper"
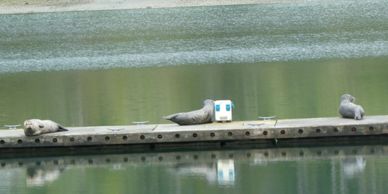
(163, 114, 177, 121)
(354, 108, 364, 120)
(57, 125, 68, 131)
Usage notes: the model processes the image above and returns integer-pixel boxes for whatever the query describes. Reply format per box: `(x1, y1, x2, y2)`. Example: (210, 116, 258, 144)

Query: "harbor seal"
(164, 99, 214, 125)
(339, 94, 365, 120)
(23, 119, 68, 136)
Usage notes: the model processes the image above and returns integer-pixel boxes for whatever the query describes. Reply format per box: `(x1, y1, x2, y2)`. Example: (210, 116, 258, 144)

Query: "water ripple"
(0, 0, 387, 73)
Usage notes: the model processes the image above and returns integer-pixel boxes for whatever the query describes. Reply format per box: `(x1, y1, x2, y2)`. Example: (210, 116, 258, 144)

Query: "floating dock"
(1, 115, 388, 154)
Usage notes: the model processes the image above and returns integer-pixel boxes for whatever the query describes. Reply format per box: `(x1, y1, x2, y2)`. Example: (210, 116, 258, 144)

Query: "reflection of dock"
(1, 115, 388, 154)
(0, 145, 381, 187)
(0, 146, 381, 193)
(0, 145, 385, 169)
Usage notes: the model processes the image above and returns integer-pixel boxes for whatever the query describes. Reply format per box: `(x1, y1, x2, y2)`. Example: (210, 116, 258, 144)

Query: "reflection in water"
(26, 166, 64, 187)
(174, 163, 218, 184)
(342, 157, 366, 179)
(174, 159, 235, 186)
(0, 145, 385, 193)
(216, 160, 235, 185)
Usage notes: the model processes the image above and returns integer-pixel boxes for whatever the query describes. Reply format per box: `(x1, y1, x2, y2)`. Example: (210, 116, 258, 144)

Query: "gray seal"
(23, 119, 68, 136)
(164, 99, 214, 125)
(339, 94, 365, 120)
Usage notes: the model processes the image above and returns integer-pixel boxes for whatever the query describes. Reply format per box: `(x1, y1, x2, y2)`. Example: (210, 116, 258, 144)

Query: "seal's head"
(23, 119, 43, 136)
(203, 99, 214, 106)
(340, 94, 355, 103)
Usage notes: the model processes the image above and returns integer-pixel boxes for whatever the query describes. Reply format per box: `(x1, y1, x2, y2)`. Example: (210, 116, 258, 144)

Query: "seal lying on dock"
(164, 99, 214, 125)
(23, 119, 68, 136)
(339, 94, 365, 120)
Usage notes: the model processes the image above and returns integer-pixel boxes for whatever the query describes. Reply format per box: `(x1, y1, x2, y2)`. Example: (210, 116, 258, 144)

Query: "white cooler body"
(214, 100, 233, 122)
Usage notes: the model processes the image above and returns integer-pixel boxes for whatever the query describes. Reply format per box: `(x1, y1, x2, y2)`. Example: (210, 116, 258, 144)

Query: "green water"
(1, 0, 388, 193)
(1, 59, 388, 126)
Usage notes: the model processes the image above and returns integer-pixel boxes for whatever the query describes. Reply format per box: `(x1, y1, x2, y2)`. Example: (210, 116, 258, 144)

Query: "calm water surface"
(1, 0, 388, 193)
(0, 146, 388, 194)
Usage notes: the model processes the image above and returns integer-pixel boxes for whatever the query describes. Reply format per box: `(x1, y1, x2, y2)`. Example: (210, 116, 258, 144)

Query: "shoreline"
(0, 0, 303, 15)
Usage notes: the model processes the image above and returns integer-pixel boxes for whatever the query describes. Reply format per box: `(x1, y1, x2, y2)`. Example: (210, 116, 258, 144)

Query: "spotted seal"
(339, 94, 365, 120)
(23, 119, 68, 136)
(164, 99, 214, 125)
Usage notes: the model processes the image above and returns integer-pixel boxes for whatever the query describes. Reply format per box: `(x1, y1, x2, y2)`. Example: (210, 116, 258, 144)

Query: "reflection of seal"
(164, 99, 214, 125)
(23, 119, 68, 136)
(342, 156, 366, 178)
(339, 94, 365, 120)
(26, 166, 65, 187)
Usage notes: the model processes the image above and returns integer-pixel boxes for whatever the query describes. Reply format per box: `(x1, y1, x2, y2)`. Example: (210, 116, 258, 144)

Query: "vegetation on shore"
(0, 0, 88, 6)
